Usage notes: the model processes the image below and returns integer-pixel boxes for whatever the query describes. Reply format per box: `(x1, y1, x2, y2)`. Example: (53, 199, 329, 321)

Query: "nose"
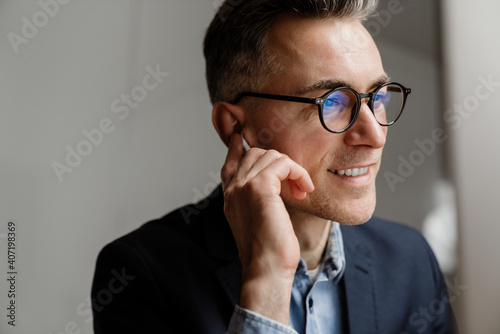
(343, 101, 386, 148)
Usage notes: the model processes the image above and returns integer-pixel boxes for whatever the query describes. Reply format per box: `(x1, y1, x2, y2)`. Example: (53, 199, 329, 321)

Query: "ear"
(212, 101, 245, 147)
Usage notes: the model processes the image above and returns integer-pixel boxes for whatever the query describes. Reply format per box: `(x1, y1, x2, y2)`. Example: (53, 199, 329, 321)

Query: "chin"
(333, 210, 374, 226)
(331, 194, 377, 225)
(283, 189, 377, 226)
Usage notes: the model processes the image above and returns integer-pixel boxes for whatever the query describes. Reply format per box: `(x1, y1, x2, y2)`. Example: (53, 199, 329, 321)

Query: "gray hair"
(203, 0, 379, 105)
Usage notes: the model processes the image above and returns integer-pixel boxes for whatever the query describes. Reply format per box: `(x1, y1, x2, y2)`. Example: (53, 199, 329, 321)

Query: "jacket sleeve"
(227, 305, 299, 334)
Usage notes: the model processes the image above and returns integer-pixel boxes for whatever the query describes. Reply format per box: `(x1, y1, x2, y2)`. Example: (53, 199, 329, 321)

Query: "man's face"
(243, 16, 388, 225)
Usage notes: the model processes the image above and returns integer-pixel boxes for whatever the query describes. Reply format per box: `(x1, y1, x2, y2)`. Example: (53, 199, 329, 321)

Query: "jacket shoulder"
(92, 187, 235, 332)
(106, 186, 227, 259)
(341, 217, 445, 293)
(342, 217, 434, 259)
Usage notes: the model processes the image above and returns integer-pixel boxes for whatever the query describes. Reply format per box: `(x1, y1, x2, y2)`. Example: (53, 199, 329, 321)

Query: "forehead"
(264, 15, 385, 94)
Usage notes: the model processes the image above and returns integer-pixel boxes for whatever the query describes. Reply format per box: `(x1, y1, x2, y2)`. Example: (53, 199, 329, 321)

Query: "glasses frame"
(234, 82, 411, 133)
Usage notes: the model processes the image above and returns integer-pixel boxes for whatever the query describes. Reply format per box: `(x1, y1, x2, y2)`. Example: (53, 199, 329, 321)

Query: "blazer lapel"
(341, 225, 378, 334)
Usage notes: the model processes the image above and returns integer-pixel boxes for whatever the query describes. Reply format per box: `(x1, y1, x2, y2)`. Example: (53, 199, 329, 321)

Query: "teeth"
(331, 167, 369, 176)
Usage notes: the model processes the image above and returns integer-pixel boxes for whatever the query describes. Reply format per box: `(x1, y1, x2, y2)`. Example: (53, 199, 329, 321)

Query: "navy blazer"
(92, 186, 457, 333)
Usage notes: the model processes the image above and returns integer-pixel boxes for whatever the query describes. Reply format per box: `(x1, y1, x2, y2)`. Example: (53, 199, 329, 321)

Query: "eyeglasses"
(234, 82, 411, 133)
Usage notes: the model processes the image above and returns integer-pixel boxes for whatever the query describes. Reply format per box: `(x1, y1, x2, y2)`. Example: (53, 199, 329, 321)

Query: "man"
(92, 0, 457, 333)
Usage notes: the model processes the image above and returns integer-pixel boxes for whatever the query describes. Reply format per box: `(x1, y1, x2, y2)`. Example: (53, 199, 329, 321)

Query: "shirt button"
(308, 298, 313, 309)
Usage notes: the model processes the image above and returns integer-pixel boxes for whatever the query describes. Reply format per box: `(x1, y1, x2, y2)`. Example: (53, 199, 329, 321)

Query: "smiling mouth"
(328, 167, 369, 176)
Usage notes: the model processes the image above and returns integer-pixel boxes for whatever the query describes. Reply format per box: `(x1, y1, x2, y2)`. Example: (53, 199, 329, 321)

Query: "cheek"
(246, 105, 338, 168)
(284, 131, 334, 173)
(245, 106, 304, 148)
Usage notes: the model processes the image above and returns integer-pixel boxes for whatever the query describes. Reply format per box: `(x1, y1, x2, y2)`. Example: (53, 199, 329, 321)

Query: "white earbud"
(242, 136, 251, 152)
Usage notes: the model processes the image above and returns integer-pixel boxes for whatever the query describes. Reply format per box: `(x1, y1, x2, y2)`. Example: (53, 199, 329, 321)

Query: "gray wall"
(1, 1, 220, 333)
(442, 0, 500, 332)
(371, 0, 445, 230)
(0, 0, 493, 333)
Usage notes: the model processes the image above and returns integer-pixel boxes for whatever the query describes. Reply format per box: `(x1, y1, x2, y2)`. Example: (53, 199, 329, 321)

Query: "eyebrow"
(295, 74, 391, 95)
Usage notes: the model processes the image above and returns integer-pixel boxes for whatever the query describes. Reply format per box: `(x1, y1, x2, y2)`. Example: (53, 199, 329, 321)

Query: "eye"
(321, 89, 357, 132)
(324, 97, 345, 110)
(323, 90, 350, 114)
(374, 90, 392, 110)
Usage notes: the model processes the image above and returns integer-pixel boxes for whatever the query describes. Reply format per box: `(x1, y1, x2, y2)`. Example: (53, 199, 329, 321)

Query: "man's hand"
(221, 133, 314, 325)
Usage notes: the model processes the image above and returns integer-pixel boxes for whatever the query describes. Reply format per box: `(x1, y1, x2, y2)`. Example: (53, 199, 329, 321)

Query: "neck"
(289, 210, 331, 270)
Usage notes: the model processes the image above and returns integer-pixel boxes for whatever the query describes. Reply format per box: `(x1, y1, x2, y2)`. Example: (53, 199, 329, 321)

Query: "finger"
(282, 164, 315, 198)
(288, 180, 308, 200)
(256, 157, 314, 197)
(221, 133, 244, 191)
(242, 149, 285, 181)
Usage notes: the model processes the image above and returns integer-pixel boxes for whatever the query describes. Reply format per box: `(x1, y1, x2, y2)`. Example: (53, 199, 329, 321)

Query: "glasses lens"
(322, 89, 357, 132)
(373, 84, 404, 125)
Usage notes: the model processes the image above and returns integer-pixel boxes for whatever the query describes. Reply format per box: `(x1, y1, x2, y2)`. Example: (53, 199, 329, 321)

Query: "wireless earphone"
(242, 136, 251, 152)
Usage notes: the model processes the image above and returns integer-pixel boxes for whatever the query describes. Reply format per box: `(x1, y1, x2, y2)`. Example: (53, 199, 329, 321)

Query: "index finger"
(221, 133, 244, 191)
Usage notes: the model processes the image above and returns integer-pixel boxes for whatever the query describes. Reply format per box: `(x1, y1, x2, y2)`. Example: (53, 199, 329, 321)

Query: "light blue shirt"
(228, 222, 346, 334)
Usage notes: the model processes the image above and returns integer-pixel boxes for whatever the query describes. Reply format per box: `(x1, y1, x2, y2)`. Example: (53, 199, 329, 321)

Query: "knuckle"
(256, 170, 277, 184)
(223, 187, 235, 206)
(267, 149, 291, 163)
(220, 163, 232, 176)
(277, 155, 290, 164)
(244, 178, 260, 192)
(220, 169, 230, 184)
(221, 162, 238, 183)
(245, 176, 270, 195)
(266, 149, 283, 159)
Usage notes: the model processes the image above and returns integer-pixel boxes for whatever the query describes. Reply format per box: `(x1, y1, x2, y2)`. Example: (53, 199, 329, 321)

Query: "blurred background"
(0, 0, 498, 333)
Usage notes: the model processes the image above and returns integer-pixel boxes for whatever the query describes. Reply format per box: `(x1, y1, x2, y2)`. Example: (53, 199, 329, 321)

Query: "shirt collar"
(296, 221, 346, 283)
